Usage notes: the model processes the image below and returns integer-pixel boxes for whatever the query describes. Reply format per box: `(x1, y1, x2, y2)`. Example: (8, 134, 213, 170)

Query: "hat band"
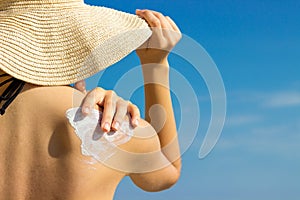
(0, 0, 84, 10)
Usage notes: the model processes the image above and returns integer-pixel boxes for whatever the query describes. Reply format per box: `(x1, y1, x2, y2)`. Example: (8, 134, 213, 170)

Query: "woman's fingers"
(151, 11, 173, 30)
(111, 99, 128, 131)
(80, 87, 141, 132)
(110, 99, 141, 131)
(80, 87, 114, 132)
(136, 9, 163, 38)
(150, 11, 176, 42)
(136, 9, 160, 28)
(165, 16, 181, 33)
(136, 9, 181, 55)
(127, 102, 140, 127)
(81, 87, 105, 115)
(101, 91, 117, 132)
(136, 9, 176, 31)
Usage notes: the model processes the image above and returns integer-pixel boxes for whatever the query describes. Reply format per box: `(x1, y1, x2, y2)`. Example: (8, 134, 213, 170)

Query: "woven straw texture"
(0, 0, 152, 85)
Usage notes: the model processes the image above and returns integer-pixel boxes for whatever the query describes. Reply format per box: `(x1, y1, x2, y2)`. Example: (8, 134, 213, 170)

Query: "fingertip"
(112, 121, 120, 131)
(136, 9, 145, 16)
(102, 122, 111, 133)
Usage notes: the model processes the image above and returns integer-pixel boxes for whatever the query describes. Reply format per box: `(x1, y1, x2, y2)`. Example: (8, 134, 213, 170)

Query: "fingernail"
(104, 122, 110, 132)
(113, 121, 120, 130)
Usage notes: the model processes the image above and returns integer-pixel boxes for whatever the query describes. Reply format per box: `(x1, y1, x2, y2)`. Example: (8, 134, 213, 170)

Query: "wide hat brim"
(0, 0, 152, 85)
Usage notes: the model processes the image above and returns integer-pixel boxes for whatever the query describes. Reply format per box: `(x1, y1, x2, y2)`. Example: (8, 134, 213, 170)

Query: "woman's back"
(0, 84, 126, 200)
(0, 2, 182, 198)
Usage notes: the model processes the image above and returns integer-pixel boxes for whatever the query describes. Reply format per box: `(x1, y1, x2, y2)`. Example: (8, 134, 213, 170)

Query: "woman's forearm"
(141, 59, 181, 172)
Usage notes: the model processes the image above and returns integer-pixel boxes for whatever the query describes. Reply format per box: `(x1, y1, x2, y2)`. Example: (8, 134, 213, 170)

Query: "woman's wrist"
(139, 55, 169, 66)
(141, 59, 170, 87)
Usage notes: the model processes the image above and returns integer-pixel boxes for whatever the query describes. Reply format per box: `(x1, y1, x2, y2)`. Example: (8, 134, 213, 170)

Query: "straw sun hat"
(0, 0, 152, 85)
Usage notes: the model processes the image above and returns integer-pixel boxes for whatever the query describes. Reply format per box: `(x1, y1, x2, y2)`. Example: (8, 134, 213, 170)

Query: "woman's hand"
(135, 9, 182, 64)
(74, 82, 140, 132)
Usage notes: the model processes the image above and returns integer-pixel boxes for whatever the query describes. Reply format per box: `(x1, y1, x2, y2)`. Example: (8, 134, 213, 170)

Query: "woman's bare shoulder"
(15, 85, 86, 122)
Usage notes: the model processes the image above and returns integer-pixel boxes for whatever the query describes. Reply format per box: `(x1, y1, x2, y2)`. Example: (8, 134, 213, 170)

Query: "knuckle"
(132, 104, 138, 109)
(152, 19, 161, 26)
(132, 110, 140, 117)
(110, 90, 119, 99)
(157, 12, 164, 19)
(133, 109, 140, 116)
(130, 104, 139, 111)
(135, 109, 141, 115)
(117, 97, 123, 103)
(106, 90, 115, 96)
(95, 87, 104, 93)
(144, 10, 151, 15)
(127, 100, 134, 106)
(125, 100, 131, 105)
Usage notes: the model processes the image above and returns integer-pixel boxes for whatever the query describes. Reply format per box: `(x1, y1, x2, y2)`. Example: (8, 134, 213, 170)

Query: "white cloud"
(218, 122, 300, 158)
(266, 91, 300, 107)
(192, 88, 300, 158)
(217, 88, 300, 158)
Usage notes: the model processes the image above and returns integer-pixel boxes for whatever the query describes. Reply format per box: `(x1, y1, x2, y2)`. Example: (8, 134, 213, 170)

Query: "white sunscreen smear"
(66, 107, 133, 162)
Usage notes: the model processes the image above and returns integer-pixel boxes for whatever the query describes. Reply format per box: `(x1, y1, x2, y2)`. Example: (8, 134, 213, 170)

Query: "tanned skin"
(0, 9, 182, 200)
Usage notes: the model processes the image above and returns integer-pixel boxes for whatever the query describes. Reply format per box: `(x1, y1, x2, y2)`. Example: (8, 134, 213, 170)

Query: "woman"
(0, 1, 181, 199)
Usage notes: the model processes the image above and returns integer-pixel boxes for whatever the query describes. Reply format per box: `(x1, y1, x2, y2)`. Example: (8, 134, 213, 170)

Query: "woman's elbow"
(159, 170, 180, 191)
(144, 169, 181, 192)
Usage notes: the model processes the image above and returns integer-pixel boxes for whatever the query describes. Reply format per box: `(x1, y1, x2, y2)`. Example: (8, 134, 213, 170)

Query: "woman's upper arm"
(123, 120, 180, 192)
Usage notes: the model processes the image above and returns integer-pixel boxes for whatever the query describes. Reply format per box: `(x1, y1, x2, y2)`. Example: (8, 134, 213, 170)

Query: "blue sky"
(85, 0, 300, 199)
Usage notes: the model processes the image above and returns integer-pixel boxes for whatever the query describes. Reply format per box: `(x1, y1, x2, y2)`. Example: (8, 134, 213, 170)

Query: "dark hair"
(0, 74, 25, 115)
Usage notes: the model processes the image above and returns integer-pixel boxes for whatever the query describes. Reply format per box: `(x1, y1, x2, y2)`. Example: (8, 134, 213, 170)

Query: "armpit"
(65, 107, 134, 162)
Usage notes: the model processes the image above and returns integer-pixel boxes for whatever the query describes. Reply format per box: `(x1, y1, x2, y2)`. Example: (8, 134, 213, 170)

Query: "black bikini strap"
(0, 74, 25, 115)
